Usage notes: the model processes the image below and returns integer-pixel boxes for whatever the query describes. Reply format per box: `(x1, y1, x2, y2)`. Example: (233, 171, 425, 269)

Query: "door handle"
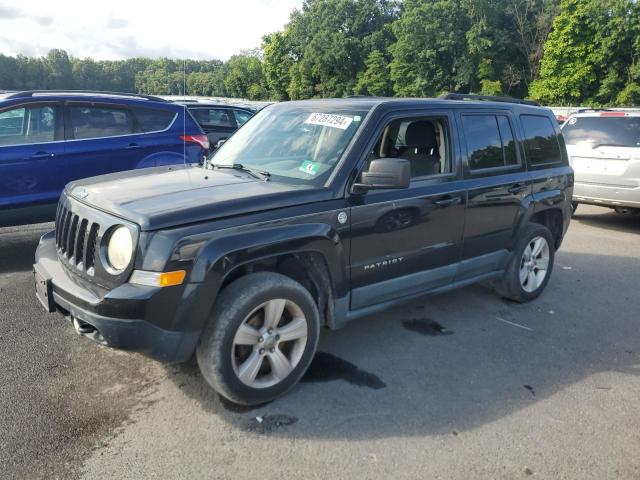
(433, 196, 462, 207)
(508, 184, 527, 194)
(31, 152, 55, 159)
(126, 143, 141, 150)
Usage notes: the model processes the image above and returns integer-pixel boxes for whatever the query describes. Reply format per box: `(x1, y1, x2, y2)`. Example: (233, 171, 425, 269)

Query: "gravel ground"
(1, 205, 639, 480)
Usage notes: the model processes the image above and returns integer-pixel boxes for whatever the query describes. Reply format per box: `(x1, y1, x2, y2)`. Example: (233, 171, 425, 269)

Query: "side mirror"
(352, 158, 411, 193)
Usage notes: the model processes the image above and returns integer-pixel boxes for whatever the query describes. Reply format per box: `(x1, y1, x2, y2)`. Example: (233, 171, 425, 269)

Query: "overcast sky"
(0, 0, 302, 60)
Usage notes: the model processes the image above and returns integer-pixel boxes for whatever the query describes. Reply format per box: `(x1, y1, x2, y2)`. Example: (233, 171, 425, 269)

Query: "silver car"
(562, 110, 640, 215)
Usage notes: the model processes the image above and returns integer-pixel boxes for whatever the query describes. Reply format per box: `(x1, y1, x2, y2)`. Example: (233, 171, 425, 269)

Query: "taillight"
(600, 112, 627, 117)
(180, 134, 210, 151)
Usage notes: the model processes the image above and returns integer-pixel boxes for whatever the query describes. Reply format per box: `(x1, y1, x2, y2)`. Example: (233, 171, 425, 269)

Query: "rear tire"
(495, 223, 555, 303)
(197, 272, 320, 406)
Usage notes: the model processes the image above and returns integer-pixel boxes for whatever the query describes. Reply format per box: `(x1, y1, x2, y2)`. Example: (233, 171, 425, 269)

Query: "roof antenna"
(183, 59, 187, 166)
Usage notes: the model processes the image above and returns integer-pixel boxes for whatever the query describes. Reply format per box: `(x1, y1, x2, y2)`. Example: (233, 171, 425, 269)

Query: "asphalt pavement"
(1, 205, 639, 480)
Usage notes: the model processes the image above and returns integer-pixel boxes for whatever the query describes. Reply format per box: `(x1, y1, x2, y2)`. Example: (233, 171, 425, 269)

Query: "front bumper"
(573, 181, 640, 208)
(34, 231, 199, 363)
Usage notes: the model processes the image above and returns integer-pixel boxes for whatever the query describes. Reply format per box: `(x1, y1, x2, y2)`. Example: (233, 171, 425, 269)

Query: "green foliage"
(390, 0, 471, 96)
(282, 0, 399, 98)
(224, 55, 267, 100)
(262, 32, 293, 100)
(354, 50, 392, 96)
(530, 0, 640, 106)
(480, 79, 503, 96)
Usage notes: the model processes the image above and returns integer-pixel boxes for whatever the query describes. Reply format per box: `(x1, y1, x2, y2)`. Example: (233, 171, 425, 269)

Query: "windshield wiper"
(214, 163, 270, 181)
(591, 143, 628, 149)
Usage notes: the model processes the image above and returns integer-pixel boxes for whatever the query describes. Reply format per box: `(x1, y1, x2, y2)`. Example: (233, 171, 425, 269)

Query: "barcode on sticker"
(305, 113, 353, 130)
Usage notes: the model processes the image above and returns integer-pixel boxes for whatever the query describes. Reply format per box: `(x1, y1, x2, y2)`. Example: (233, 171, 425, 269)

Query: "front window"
(210, 104, 369, 186)
(0, 105, 57, 146)
(561, 116, 640, 148)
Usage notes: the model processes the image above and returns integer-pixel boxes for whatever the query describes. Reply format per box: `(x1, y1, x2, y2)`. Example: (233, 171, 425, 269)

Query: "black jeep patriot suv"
(34, 95, 573, 405)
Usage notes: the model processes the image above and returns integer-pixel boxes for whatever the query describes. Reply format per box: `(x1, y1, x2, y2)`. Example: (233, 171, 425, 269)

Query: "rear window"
(462, 114, 519, 170)
(561, 116, 640, 148)
(69, 106, 133, 139)
(190, 108, 235, 128)
(520, 114, 563, 165)
(234, 109, 253, 127)
(131, 107, 176, 132)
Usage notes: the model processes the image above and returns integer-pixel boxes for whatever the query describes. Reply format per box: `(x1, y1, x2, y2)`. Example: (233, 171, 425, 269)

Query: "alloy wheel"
(519, 236, 550, 293)
(231, 299, 308, 388)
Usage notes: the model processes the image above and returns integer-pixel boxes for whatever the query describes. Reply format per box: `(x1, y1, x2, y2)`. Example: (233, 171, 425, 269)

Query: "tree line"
(0, 0, 638, 106)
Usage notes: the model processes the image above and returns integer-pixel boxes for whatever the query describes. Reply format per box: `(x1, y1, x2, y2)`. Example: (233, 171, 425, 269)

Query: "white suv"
(562, 110, 640, 215)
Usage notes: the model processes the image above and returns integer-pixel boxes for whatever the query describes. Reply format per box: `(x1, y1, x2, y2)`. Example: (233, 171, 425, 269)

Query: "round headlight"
(106, 226, 133, 271)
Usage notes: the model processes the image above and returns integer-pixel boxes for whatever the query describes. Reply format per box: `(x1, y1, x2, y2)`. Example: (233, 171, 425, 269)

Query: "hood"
(66, 165, 331, 231)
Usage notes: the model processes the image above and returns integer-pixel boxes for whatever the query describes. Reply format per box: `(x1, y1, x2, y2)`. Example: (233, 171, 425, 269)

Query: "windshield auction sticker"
(299, 160, 320, 175)
(305, 113, 353, 130)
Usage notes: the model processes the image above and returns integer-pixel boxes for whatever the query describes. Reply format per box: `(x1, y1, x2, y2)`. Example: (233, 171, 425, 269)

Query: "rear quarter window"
(520, 114, 563, 166)
(190, 108, 236, 128)
(131, 107, 177, 133)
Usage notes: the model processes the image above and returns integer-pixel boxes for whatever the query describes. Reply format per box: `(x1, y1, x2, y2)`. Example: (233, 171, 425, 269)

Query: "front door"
(348, 112, 466, 310)
(0, 102, 65, 218)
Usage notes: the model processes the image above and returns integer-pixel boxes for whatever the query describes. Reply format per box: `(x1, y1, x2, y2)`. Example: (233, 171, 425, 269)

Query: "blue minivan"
(0, 91, 209, 227)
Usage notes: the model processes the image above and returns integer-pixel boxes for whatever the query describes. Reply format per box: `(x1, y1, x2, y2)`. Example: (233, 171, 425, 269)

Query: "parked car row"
(0, 91, 257, 227)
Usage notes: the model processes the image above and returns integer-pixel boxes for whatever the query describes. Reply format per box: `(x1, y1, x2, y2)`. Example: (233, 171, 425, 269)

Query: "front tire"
(571, 201, 578, 215)
(495, 223, 555, 303)
(197, 272, 320, 405)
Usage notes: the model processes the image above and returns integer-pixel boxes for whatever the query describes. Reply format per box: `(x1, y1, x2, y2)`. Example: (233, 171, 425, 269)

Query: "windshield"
(209, 104, 369, 186)
(562, 116, 640, 147)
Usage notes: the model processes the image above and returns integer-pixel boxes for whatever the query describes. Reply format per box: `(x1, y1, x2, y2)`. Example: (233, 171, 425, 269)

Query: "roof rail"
(3, 90, 168, 102)
(439, 93, 540, 107)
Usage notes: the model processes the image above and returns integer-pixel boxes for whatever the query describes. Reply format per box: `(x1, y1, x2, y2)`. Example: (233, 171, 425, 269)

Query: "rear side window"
(234, 109, 253, 127)
(131, 107, 176, 133)
(69, 106, 133, 139)
(191, 108, 235, 128)
(0, 105, 57, 146)
(520, 114, 562, 165)
(462, 114, 519, 170)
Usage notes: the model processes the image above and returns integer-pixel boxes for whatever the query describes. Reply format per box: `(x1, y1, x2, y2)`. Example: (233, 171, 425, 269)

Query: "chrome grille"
(54, 204, 100, 275)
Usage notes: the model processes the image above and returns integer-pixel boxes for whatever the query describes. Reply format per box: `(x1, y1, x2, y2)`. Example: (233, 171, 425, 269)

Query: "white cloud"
(0, 0, 301, 60)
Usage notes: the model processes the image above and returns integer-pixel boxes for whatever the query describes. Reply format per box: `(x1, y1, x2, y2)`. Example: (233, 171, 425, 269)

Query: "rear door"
(0, 102, 65, 212)
(63, 102, 145, 182)
(128, 106, 180, 167)
(457, 110, 528, 279)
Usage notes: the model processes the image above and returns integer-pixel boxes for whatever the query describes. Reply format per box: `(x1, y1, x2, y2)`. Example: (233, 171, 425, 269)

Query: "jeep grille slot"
(85, 223, 99, 272)
(75, 219, 88, 267)
(67, 215, 79, 260)
(54, 207, 100, 274)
